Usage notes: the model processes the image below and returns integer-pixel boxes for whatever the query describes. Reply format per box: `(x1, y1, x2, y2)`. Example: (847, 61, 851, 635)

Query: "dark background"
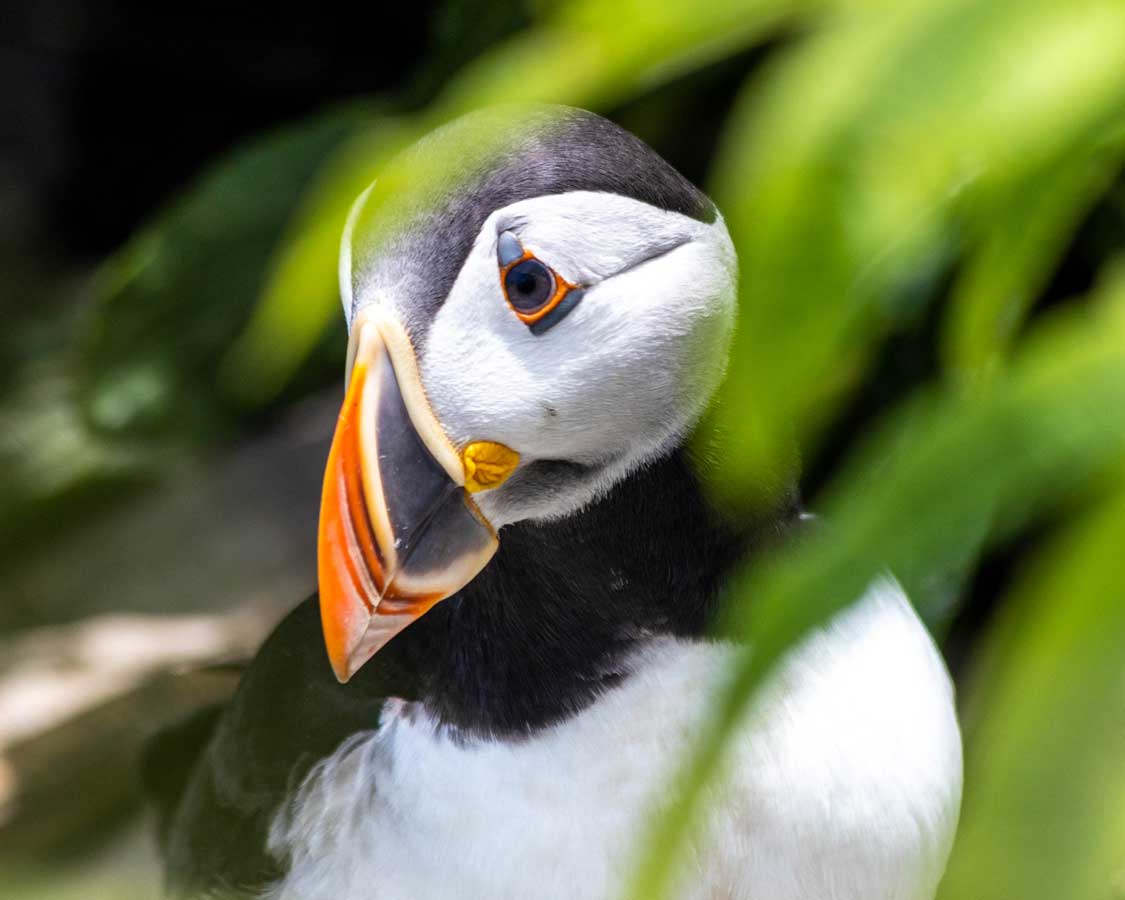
(2, 1, 524, 257)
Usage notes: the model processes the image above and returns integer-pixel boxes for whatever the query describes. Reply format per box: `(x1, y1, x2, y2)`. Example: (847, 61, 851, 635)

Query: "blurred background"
(2, 1, 1124, 898)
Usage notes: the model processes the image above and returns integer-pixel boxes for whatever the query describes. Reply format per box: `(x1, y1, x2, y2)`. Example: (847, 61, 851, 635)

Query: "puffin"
(149, 106, 962, 900)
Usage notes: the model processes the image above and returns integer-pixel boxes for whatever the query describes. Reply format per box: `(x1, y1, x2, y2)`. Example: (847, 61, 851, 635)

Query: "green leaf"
(626, 273, 1125, 899)
(78, 103, 374, 439)
(942, 138, 1125, 387)
(938, 483, 1125, 900)
(707, 0, 1125, 508)
(218, 116, 422, 405)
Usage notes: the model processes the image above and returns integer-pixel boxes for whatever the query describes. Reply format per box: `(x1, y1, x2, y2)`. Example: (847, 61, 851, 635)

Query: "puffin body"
(269, 581, 958, 900)
(154, 107, 961, 899)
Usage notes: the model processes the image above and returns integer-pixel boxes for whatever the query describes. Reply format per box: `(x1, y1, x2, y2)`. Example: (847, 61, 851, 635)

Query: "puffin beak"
(317, 308, 519, 683)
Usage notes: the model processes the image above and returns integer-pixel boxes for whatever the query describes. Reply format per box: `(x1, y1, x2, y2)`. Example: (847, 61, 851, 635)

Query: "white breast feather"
(267, 579, 962, 900)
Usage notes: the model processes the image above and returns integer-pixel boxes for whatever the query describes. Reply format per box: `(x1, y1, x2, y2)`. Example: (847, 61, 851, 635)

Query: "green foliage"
(710, 0, 1125, 503)
(630, 271, 1125, 899)
(940, 476, 1125, 900)
(80, 103, 373, 439)
(639, 2, 1125, 894)
(14, 0, 1125, 895)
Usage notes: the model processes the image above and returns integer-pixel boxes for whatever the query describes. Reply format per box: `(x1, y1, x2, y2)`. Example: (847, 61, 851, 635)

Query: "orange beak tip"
(322, 610, 360, 684)
(317, 568, 368, 683)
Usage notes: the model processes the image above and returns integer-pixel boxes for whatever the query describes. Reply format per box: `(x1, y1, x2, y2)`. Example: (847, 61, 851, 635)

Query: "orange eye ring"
(499, 250, 585, 335)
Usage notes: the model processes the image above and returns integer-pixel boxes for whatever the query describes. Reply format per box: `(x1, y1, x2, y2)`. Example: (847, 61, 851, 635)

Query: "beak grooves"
(318, 353, 385, 679)
(317, 310, 504, 683)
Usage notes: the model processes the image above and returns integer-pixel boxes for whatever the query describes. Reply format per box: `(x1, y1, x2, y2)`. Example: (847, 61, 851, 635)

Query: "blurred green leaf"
(942, 138, 1125, 387)
(939, 483, 1125, 900)
(628, 272, 1125, 899)
(219, 116, 422, 404)
(708, 0, 1125, 508)
(0, 358, 150, 560)
(78, 103, 374, 439)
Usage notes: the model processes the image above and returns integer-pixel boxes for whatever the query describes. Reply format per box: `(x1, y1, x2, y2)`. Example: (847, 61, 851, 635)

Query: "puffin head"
(318, 106, 738, 682)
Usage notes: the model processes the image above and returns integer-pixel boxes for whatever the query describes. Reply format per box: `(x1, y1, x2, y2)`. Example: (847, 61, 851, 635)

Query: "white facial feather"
(404, 191, 737, 525)
(495, 192, 703, 285)
(268, 579, 963, 900)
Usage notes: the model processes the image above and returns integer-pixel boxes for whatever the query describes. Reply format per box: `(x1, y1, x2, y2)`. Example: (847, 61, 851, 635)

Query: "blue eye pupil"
(505, 259, 554, 312)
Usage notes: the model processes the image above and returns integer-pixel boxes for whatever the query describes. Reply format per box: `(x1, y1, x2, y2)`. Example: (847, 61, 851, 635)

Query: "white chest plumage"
(267, 580, 962, 900)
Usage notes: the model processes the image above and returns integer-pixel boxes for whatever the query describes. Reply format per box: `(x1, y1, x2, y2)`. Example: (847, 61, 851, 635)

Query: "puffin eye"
(497, 231, 586, 336)
(504, 259, 555, 313)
